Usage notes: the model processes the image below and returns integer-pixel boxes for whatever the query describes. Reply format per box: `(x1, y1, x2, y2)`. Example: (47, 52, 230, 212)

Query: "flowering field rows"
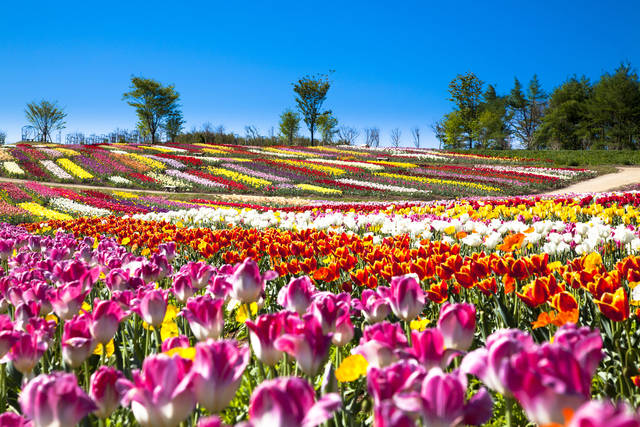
(0, 143, 595, 199)
(0, 186, 639, 425)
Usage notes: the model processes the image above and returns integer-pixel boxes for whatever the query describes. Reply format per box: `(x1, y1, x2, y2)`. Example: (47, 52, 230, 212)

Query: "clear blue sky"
(1, 0, 639, 146)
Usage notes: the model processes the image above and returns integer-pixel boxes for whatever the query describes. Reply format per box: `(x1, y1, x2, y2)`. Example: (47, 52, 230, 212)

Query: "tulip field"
(1, 144, 640, 426)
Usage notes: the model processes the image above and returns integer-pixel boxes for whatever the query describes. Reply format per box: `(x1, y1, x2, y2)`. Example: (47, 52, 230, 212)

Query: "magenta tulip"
(437, 302, 476, 351)
(180, 261, 216, 289)
(20, 372, 96, 427)
(374, 401, 416, 427)
(353, 322, 408, 369)
(332, 310, 354, 347)
(198, 416, 228, 427)
(133, 287, 168, 329)
(172, 273, 196, 303)
(0, 314, 18, 358)
(89, 299, 127, 345)
(181, 294, 225, 341)
(8, 332, 47, 375)
(245, 377, 341, 427)
(367, 361, 425, 407)
(228, 258, 277, 304)
(275, 315, 332, 376)
(568, 400, 640, 427)
(408, 328, 459, 370)
(119, 354, 195, 427)
(190, 339, 250, 413)
(354, 288, 391, 323)
(387, 274, 425, 322)
(161, 335, 191, 352)
(277, 275, 316, 315)
(62, 314, 96, 368)
(50, 281, 90, 321)
(90, 366, 125, 419)
(553, 323, 603, 377)
(246, 313, 287, 366)
(0, 413, 32, 427)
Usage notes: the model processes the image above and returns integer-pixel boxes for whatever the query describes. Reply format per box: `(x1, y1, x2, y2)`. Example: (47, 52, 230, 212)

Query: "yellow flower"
(336, 354, 368, 382)
(57, 158, 93, 179)
(141, 248, 151, 257)
(164, 346, 196, 360)
(235, 302, 258, 324)
(18, 203, 72, 221)
(121, 237, 131, 245)
(94, 339, 115, 357)
(443, 225, 456, 235)
(584, 252, 602, 271)
(548, 261, 563, 271)
(410, 317, 430, 331)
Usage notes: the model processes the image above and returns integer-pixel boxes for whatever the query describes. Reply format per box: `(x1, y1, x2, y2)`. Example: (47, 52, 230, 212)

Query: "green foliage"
(123, 77, 181, 144)
(508, 75, 548, 149)
(164, 110, 185, 142)
(447, 71, 484, 148)
(292, 74, 331, 146)
(24, 100, 67, 142)
(278, 109, 301, 145)
(316, 112, 338, 144)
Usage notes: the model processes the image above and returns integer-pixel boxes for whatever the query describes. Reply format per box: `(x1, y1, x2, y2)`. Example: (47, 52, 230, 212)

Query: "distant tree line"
(434, 64, 640, 150)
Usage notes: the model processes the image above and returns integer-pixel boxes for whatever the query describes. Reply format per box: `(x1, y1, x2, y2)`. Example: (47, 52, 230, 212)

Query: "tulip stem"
(145, 328, 151, 358)
(505, 397, 514, 427)
(0, 363, 5, 413)
(83, 360, 90, 390)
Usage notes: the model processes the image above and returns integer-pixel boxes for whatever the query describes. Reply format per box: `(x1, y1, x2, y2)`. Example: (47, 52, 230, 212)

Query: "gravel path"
(544, 167, 640, 195)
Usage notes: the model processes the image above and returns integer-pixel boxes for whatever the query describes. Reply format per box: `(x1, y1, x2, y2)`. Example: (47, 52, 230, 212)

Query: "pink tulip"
(229, 258, 277, 304)
(553, 323, 603, 378)
(309, 293, 351, 335)
(172, 273, 196, 303)
(51, 281, 91, 321)
(62, 314, 96, 368)
(20, 372, 96, 427)
(0, 238, 14, 260)
(8, 332, 47, 375)
(367, 361, 425, 407)
(568, 400, 640, 427)
(90, 366, 125, 419)
(353, 322, 408, 369)
(461, 328, 536, 396)
(52, 260, 99, 288)
(158, 242, 177, 263)
(133, 287, 168, 329)
(162, 335, 191, 352)
(190, 339, 250, 413)
(374, 402, 416, 427)
(244, 377, 341, 427)
(354, 288, 391, 323)
(181, 294, 225, 341)
(105, 268, 133, 292)
(198, 416, 229, 427)
(89, 299, 127, 345)
(332, 310, 354, 347)
(408, 328, 459, 370)
(394, 368, 492, 426)
(0, 314, 19, 358)
(245, 313, 287, 366)
(179, 261, 216, 289)
(437, 302, 476, 351)
(275, 315, 332, 376)
(0, 412, 32, 427)
(277, 275, 316, 315)
(119, 354, 195, 427)
(387, 274, 425, 321)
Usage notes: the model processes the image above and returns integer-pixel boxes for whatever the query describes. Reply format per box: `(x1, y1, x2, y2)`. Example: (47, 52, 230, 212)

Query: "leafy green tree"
(164, 110, 185, 142)
(587, 64, 640, 149)
(537, 77, 593, 149)
(474, 85, 512, 149)
(24, 100, 67, 142)
(279, 109, 301, 144)
(433, 111, 466, 149)
(316, 113, 338, 144)
(123, 77, 181, 144)
(508, 75, 548, 149)
(447, 71, 484, 148)
(292, 74, 331, 146)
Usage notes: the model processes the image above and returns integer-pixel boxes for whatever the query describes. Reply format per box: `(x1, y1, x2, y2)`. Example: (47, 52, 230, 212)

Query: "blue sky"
(1, 0, 639, 146)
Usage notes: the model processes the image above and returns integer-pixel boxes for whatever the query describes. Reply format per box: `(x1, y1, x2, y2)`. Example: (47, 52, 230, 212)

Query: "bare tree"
(365, 127, 380, 147)
(337, 126, 359, 145)
(390, 128, 401, 148)
(244, 125, 261, 142)
(0, 130, 5, 144)
(364, 128, 373, 147)
(202, 122, 214, 143)
(411, 127, 420, 148)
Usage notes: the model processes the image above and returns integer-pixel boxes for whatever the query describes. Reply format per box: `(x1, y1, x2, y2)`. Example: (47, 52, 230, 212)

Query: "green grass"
(462, 149, 640, 166)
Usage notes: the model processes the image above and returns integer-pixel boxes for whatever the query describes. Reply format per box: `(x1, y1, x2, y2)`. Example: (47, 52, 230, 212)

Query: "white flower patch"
(109, 176, 132, 185)
(314, 159, 385, 171)
(147, 172, 193, 189)
(3, 161, 24, 175)
(337, 178, 428, 194)
(50, 197, 112, 217)
(40, 160, 72, 179)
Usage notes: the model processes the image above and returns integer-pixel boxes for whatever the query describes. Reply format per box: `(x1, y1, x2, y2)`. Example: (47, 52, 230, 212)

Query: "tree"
(448, 72, 484, 148)
(411, 127, 420, 148)
(292, 73, 331, 146)
(279, 109, 301, 144)
(123, 77, 181, 144)
(317, 113, 338, 144)
(244, 125, 260, 142)
(390, 128, 401, 148)
(474, 85, 512, 149)
(508, 75, 548, 149)
(0, 130, 5, 144)
(338, 126, 359, 145)
(164, 111, 185, 142)
(24, 100, 67, 142)
(364, 127, 380, 147)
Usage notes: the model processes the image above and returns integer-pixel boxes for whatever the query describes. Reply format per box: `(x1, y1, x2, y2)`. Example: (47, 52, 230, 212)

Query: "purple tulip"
(119, 354, 195, 427)
(0, 314, 19, 358)
(246, 313, 287, 366)
(408, 328, 459, 370)
(62, 314, 96, 368)
(229, 258, 277, 304)
(374, 401, 417, 427)
(133, 287, 168, 329)
(0, 413, 32, 427)
(353, 322, 408, 369)
(8, 332, 47, 375)
(461, 328, 535, 396)
(387, 274, 425, 322)
(89, 299, 127, 345)
(553, 323, 603, 377)
(367, 361, 425, 407)
(277, 275, 316, 315)
(354, 288, 391, 323)
(158, 242, 177, 263)
(179, 261, 216, 289)
(20, 372, 96, 427)
(105, 268, 132, 292)
(0, 238, 15, 260)
(190, 339, 250, 413)
(245, 377, 341, 427)
(394, 368, 492, 426)
(181, 294, 225, 341)
(568, 400, 640, 427)
(90, 366, 125, 419)
(437, 302, 476, 351)
(275, 315, 332, 376)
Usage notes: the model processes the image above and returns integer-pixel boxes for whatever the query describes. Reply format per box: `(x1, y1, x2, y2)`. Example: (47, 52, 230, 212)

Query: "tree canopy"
(292, 74, 331, 146)
(24, 100, 67, 142)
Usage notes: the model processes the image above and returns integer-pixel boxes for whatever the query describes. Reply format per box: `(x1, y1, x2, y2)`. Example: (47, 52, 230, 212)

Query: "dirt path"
(544, 167, 640, 195)
(0, 177, 315, 206)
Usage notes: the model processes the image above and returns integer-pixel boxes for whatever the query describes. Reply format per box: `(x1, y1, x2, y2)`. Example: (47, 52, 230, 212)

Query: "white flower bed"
(3, 161, 24, 175)
(165, 169, 225, 188)
(40, 160, 72, 179)
(109, 176, 132, 185)
(50, 197, 112, 217)
(312, 159, 385, 171)
(147, 172, 193, 189)
(337, 178, 429, 194)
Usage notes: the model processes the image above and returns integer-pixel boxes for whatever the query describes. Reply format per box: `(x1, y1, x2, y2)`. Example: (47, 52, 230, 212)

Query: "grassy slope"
(461, 149, 640, 167)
